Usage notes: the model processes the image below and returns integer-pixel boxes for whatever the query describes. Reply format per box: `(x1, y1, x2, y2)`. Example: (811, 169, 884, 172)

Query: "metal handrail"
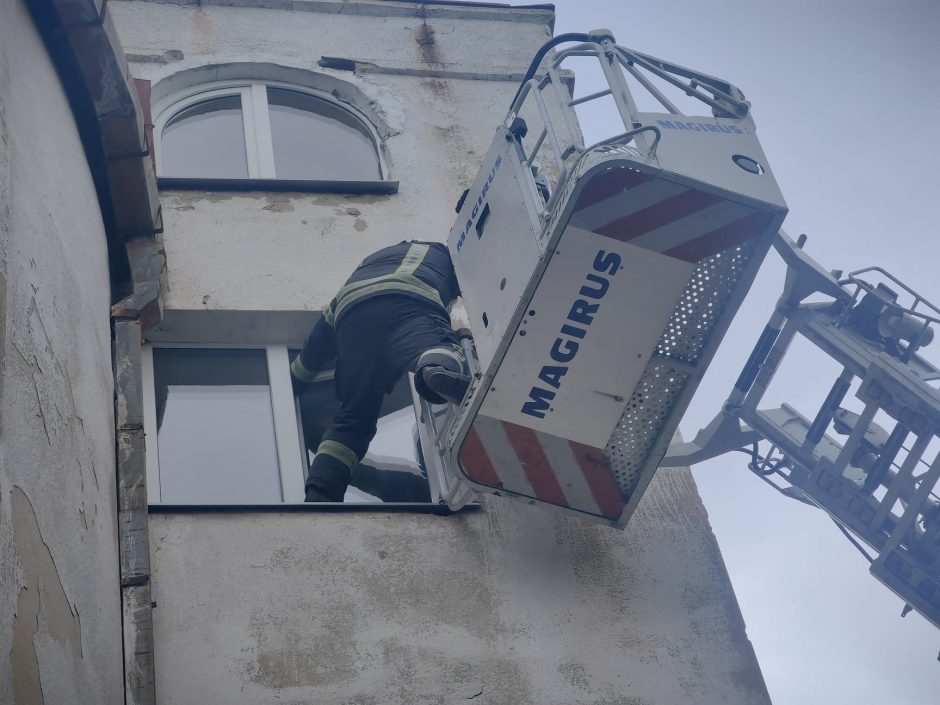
(843, 267, 940, 321)
(503, 32, 751, 222)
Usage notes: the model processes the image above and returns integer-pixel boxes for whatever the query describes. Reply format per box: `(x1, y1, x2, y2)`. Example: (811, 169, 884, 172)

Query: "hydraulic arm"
(664, 232, 940, 630)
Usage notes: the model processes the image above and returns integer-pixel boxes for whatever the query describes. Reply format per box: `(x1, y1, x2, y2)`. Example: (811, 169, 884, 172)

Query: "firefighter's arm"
(291, 307, 337, 386)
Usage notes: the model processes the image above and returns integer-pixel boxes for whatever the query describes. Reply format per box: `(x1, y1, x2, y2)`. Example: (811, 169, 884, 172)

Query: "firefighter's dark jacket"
(291, 241, 460, 382)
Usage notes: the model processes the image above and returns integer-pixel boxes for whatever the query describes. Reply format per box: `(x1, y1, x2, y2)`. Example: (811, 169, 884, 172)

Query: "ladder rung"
(569, 88, 612, 107)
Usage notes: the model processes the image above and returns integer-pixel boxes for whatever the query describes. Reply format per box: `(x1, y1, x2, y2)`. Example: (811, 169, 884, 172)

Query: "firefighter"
(291, 240, 471, 502)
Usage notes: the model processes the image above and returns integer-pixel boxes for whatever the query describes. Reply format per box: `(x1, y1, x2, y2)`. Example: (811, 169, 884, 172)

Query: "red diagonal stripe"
(568, 441, 626, 520)
(573, 168, 651, 212)
(594, 188, 723, 243)
(664, 210, 775, 263)
(501, 422, 569, 507)
(460, 427, 501, 487)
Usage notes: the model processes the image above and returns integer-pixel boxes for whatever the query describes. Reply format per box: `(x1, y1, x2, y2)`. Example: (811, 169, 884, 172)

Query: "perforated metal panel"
(655, 242, 760, 365)
(603, 241, 760, 497)
(605, 363, 691, 494)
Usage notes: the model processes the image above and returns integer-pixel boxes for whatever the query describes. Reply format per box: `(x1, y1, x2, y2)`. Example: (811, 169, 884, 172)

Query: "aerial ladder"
(410, 31, 940, 631)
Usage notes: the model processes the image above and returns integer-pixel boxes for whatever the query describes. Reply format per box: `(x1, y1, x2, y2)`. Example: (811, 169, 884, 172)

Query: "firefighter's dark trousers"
(306, 295, 459, 501)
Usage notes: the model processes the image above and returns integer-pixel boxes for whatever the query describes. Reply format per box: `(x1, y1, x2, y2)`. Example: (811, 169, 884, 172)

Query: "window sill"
(157, 177, 399, 195)
(148, 502, 479, 515)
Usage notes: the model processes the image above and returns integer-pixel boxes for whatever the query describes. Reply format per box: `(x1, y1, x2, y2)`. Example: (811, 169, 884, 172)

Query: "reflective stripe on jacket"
(291, 241, 459, 383)
(324, 241, 459, 327)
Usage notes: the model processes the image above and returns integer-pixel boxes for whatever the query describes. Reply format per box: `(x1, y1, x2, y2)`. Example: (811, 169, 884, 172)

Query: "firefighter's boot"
(305, 446, 353, 502)
(415, 346, 471, 405)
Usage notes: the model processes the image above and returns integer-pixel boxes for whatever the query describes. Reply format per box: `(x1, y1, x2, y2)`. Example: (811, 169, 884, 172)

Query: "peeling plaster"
(262, 196, 294, 213)
(10, 292, 86, 451)
(127, 49, 184, 65)
(1, 1, 135, 702)
(11, 486, 83, 704)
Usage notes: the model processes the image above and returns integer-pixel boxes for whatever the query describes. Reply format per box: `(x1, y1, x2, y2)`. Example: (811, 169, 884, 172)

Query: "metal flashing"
(158, 177, 400, 194)
(148, 502, 480, 514)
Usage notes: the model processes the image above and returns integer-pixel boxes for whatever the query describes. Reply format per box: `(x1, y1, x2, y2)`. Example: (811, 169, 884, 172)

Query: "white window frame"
(153, 80, 387, 180)
(142, 343, 306, 504)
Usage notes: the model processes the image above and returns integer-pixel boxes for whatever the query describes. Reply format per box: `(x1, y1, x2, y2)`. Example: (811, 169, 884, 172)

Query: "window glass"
(267, 88, 381, 181)
(154, 348, 281, 503)
(161, 96, 248, 178)
(294, 367, 428, 502)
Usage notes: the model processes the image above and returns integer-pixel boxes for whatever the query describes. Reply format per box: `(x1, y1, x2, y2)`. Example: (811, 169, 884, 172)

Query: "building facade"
(2, 1, 772, 703)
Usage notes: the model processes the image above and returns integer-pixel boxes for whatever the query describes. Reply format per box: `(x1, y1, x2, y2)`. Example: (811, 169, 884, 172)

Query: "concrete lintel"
(146, 309, 319, 347)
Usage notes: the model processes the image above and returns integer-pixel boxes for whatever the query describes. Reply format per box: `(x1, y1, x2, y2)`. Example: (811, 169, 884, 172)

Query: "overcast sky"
(546, 1, 940, 703)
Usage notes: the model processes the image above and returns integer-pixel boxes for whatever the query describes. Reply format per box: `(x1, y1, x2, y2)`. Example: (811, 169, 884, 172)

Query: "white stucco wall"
(107, 2, 771, 703)
(149, 471, 768, 705)
(0, 0, 124, 703)
(110, 0, 553, 312)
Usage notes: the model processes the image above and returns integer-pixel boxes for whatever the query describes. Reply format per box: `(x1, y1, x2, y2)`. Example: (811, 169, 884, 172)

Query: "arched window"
(155, 82, 384, 181)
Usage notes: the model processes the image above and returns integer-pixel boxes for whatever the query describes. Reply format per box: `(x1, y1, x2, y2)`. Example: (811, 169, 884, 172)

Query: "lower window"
(142, 344, 429, 505)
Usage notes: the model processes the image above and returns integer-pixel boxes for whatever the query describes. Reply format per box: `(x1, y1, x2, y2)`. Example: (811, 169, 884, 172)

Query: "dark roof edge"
(25, 0, 163, 303)
(381, 0, 554, 9)
(176, 0, 555, 26)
